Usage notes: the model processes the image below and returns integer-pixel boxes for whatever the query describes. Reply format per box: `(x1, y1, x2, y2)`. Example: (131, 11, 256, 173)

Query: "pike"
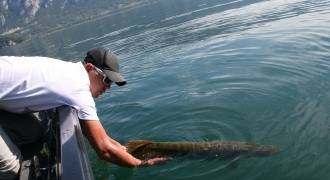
(127, 140, 279, 160)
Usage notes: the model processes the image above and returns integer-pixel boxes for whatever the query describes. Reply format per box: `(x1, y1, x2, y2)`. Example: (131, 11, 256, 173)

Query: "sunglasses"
(94, 66, 112, 87)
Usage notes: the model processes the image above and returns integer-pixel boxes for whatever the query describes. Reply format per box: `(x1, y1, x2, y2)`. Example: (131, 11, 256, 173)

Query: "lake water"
(1, 0, 330, 179)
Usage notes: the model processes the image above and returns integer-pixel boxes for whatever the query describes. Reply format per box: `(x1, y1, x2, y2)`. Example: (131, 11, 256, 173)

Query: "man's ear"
(85, 63, 94, 72)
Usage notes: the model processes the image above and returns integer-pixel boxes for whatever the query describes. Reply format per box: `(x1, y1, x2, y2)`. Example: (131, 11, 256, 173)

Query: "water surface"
(1, 0, 330, 179)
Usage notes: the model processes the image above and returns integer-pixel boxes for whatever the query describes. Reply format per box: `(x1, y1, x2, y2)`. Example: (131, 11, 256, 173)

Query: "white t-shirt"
(0, 56, 99, 120)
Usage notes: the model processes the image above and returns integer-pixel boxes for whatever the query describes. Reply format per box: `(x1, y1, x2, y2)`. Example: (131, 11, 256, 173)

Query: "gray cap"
(84, 48, 126, 86)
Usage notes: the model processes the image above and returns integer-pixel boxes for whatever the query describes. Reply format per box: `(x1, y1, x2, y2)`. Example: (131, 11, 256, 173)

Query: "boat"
(19, 106, 94, 180)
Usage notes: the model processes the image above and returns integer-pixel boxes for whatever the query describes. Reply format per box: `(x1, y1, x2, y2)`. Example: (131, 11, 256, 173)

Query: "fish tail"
(252, 144, 280, 156)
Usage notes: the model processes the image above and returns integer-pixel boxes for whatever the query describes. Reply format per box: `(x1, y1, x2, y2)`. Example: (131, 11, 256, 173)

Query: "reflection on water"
(1, 0, 330, 179)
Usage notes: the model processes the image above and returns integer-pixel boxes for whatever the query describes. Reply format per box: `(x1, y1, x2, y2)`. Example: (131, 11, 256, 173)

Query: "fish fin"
(126, 140, 153, 154)
(225, 155, 242, 170)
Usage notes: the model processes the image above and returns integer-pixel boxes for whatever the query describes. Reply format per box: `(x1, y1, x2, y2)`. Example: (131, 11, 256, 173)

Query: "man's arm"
(107, 136, 127, 151)
(79, 120, 166, 167)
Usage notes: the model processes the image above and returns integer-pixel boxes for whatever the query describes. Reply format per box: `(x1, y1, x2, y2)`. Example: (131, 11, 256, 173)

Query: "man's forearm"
(80, 120, 167, 167)
(107, 137, 126, 150)
(79, 120, 141, 167)
(100, 138, 141, 167)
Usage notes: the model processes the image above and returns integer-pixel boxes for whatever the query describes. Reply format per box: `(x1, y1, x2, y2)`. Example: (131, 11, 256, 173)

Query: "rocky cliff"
(1, 0, 53, 30)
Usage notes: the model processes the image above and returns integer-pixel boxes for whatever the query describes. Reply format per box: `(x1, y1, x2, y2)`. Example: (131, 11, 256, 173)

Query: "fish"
(127, 140, 279, 160)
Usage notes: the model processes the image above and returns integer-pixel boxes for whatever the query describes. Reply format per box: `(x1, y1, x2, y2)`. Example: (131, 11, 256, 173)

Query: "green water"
(1, 0, 330, 179)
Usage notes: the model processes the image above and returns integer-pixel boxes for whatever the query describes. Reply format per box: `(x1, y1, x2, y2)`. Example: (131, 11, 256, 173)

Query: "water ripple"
(12, 0, 328, 179)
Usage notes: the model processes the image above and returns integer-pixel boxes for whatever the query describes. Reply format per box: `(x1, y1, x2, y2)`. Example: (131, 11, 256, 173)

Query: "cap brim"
(103, 70, 126, 86)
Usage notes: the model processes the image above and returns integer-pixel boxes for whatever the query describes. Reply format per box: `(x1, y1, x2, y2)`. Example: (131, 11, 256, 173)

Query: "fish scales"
(150, 142, 196, 152)
(150, 141, 253, 154)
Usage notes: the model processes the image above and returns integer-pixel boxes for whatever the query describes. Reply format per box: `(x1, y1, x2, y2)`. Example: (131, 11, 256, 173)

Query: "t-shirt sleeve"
(60, 62, 99, 121)
(70, 91, 99, 121)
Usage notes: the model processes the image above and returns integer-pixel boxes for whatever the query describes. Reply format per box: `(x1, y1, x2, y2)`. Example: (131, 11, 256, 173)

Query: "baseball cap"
(84, 48, 126, 86)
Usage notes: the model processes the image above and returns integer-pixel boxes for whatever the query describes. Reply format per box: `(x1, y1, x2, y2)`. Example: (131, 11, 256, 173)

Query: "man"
(0, 48, 166, 179)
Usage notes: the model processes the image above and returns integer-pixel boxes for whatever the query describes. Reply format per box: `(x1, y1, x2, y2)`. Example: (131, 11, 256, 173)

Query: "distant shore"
(0, 0, 157, 49)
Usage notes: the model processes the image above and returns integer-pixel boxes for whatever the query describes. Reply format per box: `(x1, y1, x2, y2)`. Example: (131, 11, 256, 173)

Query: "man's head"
(84, 48, 126, 97)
